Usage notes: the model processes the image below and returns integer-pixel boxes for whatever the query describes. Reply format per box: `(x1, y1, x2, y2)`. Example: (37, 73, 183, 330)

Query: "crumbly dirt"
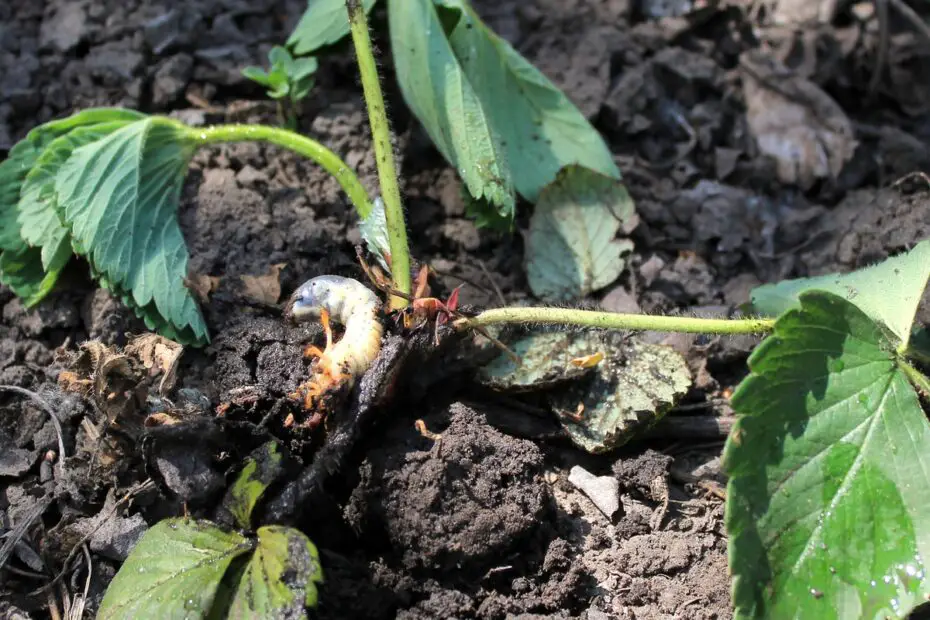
(1, 0, 929, 618)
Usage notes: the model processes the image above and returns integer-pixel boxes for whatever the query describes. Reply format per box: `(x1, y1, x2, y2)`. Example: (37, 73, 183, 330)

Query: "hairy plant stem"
(346, 0, 411, 309)
(899, 358, 930, 397)
(192, 124, 373, 219)
(456, 307, 776, 335)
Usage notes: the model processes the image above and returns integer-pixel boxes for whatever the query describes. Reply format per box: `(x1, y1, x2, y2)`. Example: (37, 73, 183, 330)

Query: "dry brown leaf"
(185, 272, 221, 303)
(741, 51, 856, 190)
(59, 341, 141, 425)
(124, 334, 183, 394)
(239, 263, 287, 305)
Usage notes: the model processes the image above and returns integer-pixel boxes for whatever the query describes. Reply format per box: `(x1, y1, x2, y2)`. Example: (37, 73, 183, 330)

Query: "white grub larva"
(286, 275, 384, 391)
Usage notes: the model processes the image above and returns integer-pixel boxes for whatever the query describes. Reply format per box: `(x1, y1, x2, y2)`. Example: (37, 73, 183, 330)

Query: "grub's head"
(284, 275, 349, 323)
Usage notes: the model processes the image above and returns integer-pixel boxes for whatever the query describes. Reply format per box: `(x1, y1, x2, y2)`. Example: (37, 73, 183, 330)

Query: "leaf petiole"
(898, 357, 930, 397)
(455, 306, 776, 335)
(190, 123, 374, 219)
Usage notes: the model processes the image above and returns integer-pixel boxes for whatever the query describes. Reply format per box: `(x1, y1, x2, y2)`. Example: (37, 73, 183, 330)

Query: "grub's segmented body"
(287, 275, 383, 400)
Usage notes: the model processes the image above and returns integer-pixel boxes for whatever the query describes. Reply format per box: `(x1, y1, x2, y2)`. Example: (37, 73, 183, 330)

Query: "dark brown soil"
(1, 0, 929, 618)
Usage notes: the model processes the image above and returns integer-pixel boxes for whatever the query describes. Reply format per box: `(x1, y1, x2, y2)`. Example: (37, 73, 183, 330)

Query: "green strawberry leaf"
(288, 0, 378, 55)
(268, 45, 293, 69)
(96, 518, 253, 620)
(389, 0, 515, 225)
(749, 240, 930, 347)
(0, 246, 61, 306)
(390, 0, 620, 225)
(0, 142, 41, 253)
(95, 269, 203, 345)
(19, 122, 136, 272)
(724, 290, 930, 619)
(434, 0, 620, 203)
(54, 116, 209, 345)
(242, 66, 273, 87)
(0, 108, 145, 299)
(525, 165, 636, 301)
(0, 109, 145, 253)
(553, 337, 691, 453)
(225, 526, 324, 617)
(290, 56, 319, 82)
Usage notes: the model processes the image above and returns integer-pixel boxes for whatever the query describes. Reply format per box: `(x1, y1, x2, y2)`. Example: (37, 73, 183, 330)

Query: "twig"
(28, 480, 155, 596)
(2, 564, 46, 579)
(0, 385, 67, 474)
(477, 259, 507, 307)
(427, 264, 498, 304)
(47, 589, 62, 620)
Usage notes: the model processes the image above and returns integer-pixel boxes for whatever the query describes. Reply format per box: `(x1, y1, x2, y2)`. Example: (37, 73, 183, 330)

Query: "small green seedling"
(242, 46, 319, 128)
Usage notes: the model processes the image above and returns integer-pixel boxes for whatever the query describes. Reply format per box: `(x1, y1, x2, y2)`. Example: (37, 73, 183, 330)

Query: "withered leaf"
(185, 273, 221, 303)
(741, 51, 856, 189)
(239, 263, 287, 305)
(124, 334, 183, 395)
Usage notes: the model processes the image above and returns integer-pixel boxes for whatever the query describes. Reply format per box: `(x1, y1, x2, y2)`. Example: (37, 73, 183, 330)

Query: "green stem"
(456, 307, 776, 334)
(898, 358, 930, 397)
(192, 124, 373, 220)
(346, 0, 411, 309)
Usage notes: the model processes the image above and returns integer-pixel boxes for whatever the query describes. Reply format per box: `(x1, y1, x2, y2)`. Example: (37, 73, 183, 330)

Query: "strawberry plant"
(242, 46, 319, 129)
(4, 0, 930, 619)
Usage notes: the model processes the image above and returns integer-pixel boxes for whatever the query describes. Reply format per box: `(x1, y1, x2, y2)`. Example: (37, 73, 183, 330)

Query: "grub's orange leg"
(320, 307, 334, 350)
(303, 344, 324, 359)
(302, 307, 334, 359)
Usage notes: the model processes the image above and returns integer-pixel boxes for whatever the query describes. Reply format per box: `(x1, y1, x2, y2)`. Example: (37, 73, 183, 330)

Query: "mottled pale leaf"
(480, 329, 689, 452)
(288, 0, 377, 55)
(553, 335, 691, 453)
(96, 518, 253, 620)
(477, 331, 599, 391)
(222, 442, 284, 530)
(54, 117, 208, 345)
(750, 240, 930, 346)
(389, 0, 515, 225)
(525, 165, 636, 301)
(725, 291, 930, 619)
(435, 0, 620, 203)
(226, 526, 324, 617)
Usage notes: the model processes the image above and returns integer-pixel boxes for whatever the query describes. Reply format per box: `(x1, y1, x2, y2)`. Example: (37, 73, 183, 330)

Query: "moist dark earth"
(1, 0, 929, 618)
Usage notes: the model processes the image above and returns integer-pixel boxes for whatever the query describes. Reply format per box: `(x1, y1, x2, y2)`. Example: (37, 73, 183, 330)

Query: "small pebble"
(568, 465, 620, 519)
